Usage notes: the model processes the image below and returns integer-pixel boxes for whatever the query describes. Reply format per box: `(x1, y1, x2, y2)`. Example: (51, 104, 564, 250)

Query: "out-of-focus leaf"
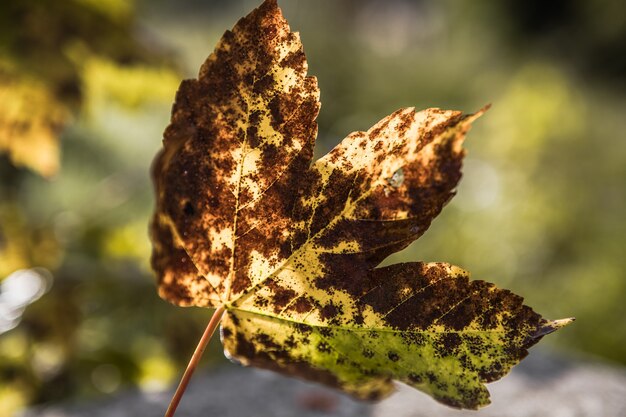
(0, 384, 28, 417)
(80, 56, 180, 114)
(0, 0, 178, 176)
(0, 64, 69, 177)
(0, 204, 62, 279)
(150, 0, 572, 409)
(102, 220, 151, 264)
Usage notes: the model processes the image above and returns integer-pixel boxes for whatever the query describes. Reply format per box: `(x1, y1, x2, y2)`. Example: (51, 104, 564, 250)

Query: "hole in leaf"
(183, 201, 195, 216)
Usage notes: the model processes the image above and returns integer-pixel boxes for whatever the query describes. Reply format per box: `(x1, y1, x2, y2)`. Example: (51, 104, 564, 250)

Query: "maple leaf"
(150, 0, 572, 411)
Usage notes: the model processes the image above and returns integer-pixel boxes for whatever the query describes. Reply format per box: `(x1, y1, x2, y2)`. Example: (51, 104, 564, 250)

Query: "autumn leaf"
(0, 63, 68, 177)
(151, 0, 572, 411)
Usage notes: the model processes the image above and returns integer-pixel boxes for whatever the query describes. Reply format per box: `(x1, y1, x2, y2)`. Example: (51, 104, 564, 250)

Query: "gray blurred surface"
(22, 350, 626, 417)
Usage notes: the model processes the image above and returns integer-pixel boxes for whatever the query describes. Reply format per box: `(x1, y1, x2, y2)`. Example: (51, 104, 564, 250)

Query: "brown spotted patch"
(150, 0, 572, 410)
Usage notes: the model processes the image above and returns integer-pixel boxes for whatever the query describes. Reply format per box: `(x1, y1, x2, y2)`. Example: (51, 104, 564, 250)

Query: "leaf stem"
(164, 304, 226, 417)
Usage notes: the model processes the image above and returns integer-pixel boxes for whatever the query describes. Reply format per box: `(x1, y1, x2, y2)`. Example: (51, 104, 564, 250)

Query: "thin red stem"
(164, 304, 226, 417)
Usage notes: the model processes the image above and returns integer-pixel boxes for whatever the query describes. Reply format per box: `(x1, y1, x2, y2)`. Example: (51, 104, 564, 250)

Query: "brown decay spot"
(254, 332, 283, 351)
(435, 381, 449, 393)
(229, 326, 346, 391)
(222, 327, 232, 338)
(425, 372, 437, 384)
(465, 335, 487, 356)
(368, 110, 395, 139)
(394, 109, 414, 135)
(235, 332, 256, 359)
(478, 361, 505, 383)
(264, 278, 297, 313)
(253, 294, 269, 308)
(319, 302, 342, 321)
(416, 110, 464, 154)
(287, 296, 314, 314)
(457, 354, 473, 371)
(280, 49, 306, 71)
(400, 331, 427, 346)
(293, 322, 313, 336)
(451, 383, 487, 410)
(285, 335, 297, 349)
(228, 313, 241, 327)
(436, 333, 462, 356)
(318, 327, 334, 338)
(407, 373, 423, 384)
(437, 396, 469, 410)
(305, 169, 356, 239)
(317, 341, 332, 354)
(252, 74, 275, 95)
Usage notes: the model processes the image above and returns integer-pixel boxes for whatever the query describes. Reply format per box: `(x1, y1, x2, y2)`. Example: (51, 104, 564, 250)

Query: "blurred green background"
(1, 0, 625, 414)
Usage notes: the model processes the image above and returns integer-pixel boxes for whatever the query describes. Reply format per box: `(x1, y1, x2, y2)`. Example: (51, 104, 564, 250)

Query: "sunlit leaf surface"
(151, 0, 571, 409)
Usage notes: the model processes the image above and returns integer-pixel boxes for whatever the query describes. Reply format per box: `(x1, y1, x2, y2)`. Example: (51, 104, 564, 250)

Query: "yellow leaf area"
(150, 0, 572, 409)
(80, 56, 180, 113)
(0, 64, 68, 177)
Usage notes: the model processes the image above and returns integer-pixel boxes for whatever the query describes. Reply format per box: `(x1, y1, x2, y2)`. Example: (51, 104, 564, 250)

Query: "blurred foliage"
(0, 205, 61, 277)
(0, 0, 625, 415)
(0, 62, 68, 177)
(0, 0, 177, 176)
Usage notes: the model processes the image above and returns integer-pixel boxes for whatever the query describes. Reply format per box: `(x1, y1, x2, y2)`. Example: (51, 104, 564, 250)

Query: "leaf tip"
(534, 317, 575, 339)
(551, 317, 576, 329)
(463, 103, 491, 125)
(478, 103, 492, 114)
